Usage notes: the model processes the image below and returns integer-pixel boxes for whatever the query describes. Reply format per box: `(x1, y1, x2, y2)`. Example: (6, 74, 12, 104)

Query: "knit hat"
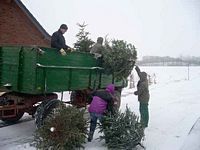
(106, 84, 115, 94)
(60, 24, 68, 29)
(97, 37, 103, 44)
(140, 72, 147, 81)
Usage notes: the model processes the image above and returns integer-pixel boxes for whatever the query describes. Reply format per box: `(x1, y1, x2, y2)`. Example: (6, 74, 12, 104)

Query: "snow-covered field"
(1, 66, 200, 150)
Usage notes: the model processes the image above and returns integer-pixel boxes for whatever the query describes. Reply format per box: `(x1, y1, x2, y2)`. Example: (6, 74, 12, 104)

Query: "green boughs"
(74, 23, 137, 79)
(102, 40, 137, 79)
(33, 106, 88, 150)
(99, 106, 144, 150)
(74, 22, 94, 52)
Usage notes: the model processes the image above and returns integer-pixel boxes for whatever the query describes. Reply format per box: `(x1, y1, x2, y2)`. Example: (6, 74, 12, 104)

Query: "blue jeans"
(88, 112, 103, 139)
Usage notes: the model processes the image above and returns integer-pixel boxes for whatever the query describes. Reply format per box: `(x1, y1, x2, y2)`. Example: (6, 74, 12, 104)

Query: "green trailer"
(0, 45, 127, 124)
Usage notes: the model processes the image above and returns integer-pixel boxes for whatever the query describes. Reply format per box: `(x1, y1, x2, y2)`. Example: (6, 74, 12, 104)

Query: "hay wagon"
(0, 46, 127, 125)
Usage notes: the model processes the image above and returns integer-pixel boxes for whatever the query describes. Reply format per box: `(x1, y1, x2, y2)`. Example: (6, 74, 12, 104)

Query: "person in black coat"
(51, 24, 71, 55)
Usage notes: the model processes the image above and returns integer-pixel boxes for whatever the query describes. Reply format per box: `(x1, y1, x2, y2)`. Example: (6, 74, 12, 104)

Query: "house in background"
(0, 0, 50, 47)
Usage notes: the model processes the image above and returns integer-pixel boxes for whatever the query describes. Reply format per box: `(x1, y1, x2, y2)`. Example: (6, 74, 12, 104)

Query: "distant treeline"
(137, 56, 200, 66)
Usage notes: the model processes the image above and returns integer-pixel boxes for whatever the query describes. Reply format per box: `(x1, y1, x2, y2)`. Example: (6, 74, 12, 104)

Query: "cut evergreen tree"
(99, 106, 144, 150)
(33, 105, 88, 150)
(102, 39, 137, 79)
(74, 22, 94, 52)
(74, 24, 137, 79)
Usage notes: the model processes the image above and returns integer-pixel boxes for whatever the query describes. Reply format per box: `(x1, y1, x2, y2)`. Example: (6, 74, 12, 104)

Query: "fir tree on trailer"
(74, 22, 94, 52)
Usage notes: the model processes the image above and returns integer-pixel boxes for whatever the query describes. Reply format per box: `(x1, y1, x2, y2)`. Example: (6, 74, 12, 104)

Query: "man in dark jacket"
(51, 24, 70, 55)
(134, 66, 150, 128)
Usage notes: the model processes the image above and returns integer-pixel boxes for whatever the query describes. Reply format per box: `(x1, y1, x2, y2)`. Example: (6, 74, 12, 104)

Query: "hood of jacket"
(140, 72, 147, 81)
(106, 84, 115, 94)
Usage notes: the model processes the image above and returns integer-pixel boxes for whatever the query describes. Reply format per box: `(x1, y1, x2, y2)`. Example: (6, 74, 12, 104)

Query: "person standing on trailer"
(90, 37, 104, 66)
(51, 24, 72, 55)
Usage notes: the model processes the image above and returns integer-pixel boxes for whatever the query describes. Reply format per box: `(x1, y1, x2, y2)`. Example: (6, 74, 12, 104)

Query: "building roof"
(14, 0, 51, 41)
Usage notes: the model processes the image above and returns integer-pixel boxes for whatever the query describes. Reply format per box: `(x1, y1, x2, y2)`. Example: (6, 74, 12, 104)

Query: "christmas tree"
(99, 106, 144, 149)
(74, 22, 94, 52)
(102, 39, 137, 79)
(33, 105, 88, 150)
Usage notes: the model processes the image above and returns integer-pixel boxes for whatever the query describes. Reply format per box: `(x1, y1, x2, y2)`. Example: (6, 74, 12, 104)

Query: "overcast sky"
(21, 0, 200, 59)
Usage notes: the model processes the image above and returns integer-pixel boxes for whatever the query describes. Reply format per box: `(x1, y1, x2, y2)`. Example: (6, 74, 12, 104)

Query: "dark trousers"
(139, 103, 149, 127)
(88, 112, 103, 139)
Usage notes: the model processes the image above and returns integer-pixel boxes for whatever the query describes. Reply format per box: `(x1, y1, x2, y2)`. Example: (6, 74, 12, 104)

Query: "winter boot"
(88, 131, 94, 142)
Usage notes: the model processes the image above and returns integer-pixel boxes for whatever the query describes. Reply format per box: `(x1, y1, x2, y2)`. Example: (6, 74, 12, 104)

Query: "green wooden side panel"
(35, 48, 101, 93)
(19, 47, 37, 93)
(0, 46, 37, 93)
(0, 46, 21, 91)
(0, 46, 126, 94)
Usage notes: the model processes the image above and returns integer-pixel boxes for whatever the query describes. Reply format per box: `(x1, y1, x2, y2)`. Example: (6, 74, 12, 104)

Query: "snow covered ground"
(1, 66, 200, 150)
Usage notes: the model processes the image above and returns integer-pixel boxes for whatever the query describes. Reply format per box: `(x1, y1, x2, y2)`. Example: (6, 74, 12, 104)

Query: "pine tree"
(102, 39, 137, 79)
(99, 106, 144, 150)
(33, 105, 88, 150)
(74, 22, 94, 52)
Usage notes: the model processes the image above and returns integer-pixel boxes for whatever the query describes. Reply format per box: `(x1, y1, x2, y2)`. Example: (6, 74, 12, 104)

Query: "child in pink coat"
(88, 84, 115, 142)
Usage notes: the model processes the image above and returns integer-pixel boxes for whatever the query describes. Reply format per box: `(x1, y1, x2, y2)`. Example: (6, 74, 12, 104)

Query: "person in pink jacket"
(88, 84, 115, 142)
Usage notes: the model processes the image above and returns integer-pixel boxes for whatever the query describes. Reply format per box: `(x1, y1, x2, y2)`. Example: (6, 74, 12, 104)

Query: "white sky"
(21, 0, 200, 59)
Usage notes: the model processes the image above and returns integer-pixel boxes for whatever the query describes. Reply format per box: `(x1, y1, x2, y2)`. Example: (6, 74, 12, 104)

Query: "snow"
(1, 66, 200, 150)
(180, 117, 200, 150)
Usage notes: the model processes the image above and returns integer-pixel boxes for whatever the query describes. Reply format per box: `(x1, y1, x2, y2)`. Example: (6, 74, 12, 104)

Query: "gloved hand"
(69, 48, 75, 52)
(135, 65, 141, 73)
(134, 91, 138, 95)
(94, 53, 102, 59)
(66, 47, 74, 52)
(59, 48, 66, 56)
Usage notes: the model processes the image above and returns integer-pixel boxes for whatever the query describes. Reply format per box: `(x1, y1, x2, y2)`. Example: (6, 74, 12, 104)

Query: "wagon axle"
(0, 92, 57, 123)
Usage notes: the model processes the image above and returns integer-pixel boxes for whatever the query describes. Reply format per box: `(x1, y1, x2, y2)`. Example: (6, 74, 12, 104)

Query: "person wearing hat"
(87, 84, 115, 142)
(51, 24, 71, 55)
(134, 65, 150, 128)
(90, 37, 104, 58)
(90, 37, 104, 66)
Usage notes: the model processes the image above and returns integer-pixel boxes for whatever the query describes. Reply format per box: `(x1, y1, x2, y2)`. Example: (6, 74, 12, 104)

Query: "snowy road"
(0, 66, 200, 150)
(0, 116, 35, 150)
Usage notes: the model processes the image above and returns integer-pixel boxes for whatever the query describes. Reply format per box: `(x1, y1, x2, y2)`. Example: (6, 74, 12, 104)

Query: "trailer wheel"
(1, 111, 24, 124)
(35, 100, 49, 128)
(35, 99, 64, 128)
